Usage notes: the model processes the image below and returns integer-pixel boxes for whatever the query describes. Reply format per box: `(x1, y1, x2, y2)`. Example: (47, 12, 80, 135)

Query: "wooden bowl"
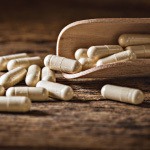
(56, 18, 150, 79)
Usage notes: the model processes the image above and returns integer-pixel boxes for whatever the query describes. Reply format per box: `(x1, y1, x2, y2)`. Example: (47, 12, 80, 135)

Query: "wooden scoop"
(56, 18, 150, 79)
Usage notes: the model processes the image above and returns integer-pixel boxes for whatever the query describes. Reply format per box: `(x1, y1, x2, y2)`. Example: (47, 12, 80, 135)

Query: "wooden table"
(0, 1, 150, 149)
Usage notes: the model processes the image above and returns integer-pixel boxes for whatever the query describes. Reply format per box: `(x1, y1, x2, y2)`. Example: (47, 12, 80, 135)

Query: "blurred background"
(0, 0, 149, 55)
(0, 0, 150, 26)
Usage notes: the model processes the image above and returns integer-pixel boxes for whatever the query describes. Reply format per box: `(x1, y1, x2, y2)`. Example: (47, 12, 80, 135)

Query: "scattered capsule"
(42, 67, 56, 82)
(75, 48, 88, 60)
(0, 67, 27, 88)
(36, 81, 74, 100)
(96, 50, 136, 66)
(0, 96, 31, 112)
(101, 84, 144, 105)
(87, 45, 123, 60)
(44, 55, 82, 74)
(0, 53, 28, 71)
(125, 45, 150, 58)
(78, 58, 96, 70)
(0, 85, 5, 96)
(118, 34, 150, 47)
(25, 65, 41, 87)
(7, 56, 43, 70)
(6, 87, 49, 101)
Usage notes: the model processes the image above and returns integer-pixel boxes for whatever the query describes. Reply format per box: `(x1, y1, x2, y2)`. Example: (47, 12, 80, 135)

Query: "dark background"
(0, 0, 150, 29)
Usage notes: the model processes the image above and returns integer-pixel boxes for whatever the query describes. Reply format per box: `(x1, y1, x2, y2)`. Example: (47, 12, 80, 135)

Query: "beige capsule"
(7, 56, 43, 70)
(75, 48, 88, 60)
(0, 96, 31, 112)
(87, 45, 123, 60)
(78, 58, 96, 70)
(0, 85, 5, 96)
(0, 53, 28, 71)
(125, 45, 150, 58)
(44, 55, 82, 74)
(118, 34, 150, 47)
(36, 81, 74, 100)
(0, 67, 27, 88)
(101, 84, 144, 105)
(6, 87, 49, 101)
(25, 65, 41, 87)
(96, 50, 136, 66)
(42, 67, 56, 82)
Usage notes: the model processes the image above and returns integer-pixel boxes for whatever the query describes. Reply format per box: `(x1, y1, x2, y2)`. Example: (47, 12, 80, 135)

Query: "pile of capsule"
(0, 34, 149, 113)
(75, 34, 150, 70)
(74, 34, 150, 105)
(0, 54, 76, 113)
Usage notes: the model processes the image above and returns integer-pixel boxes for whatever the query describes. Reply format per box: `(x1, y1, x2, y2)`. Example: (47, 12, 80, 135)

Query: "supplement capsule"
(0, 67, 27, 88)
(0, 96, 31, 112)
(44, 55, 82, 74)
(42, 67, 56, 82)
(75, 48, 88, 60)
(0, 53, 28, 71)
(36, 81, 74, 100)
(96, 50, 136, 66)
(125, 45, 150, 58)
(25, 65, 41, 87)
(87, 45, 123, 59)
(118, 34, 150, 47)
(101, 84, 144, 105)
(7, 56, 43, 70)
(6, 87, 49, 101)
(78, 58, 96, 70)
(0, 85, 5, 96)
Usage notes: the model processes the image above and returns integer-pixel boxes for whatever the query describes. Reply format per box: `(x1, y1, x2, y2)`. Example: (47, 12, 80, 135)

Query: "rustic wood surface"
(0, 1, 150, 149)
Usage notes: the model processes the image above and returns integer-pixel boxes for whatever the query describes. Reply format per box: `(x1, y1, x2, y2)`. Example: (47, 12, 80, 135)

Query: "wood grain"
(0, 19, 150, 149)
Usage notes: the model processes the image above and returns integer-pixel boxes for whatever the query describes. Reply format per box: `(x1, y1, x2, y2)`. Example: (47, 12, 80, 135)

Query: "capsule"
(118, 34, 150, 47)
(0, 53, 28, 71)
(6, 87, 49, 101)
(75, 48, 88, 60)
(78, 58, 96, 70)
(87, 45, 123, 60)
(25, 65, 41, 87)
(36, 81, 74, 100)
(96, 50, 136, 66)
(44, 55, 82, 74)
(125, 45, 150, 58)
(101, 84, 144, 104)
(42, 67, 56, 82)
(0, 67, 27, 88)
(0, 85, 5, 96)
(0, 96, 31, 112)
(7, 56, 43, 70)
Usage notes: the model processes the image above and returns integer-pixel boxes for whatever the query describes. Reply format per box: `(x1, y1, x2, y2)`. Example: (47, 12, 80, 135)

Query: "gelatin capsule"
(118, 34, 150, 47)
(42, 67, 56, 82)
(0, 67, 27, 88)
(125, 45, 150, 58)
(101, 84, 144, 104)
(87, 45, 123, 59)
(75, 48, 88, 60)
(7, 56, 43, 70)
(36, 80, 74, 100)
(96, 50, 136, 66)
(44, 55, 82, 74)
(25, 65, 41, 87)
(6, 87, 49, 101)
(0, 53, 28, 71)
(78, 58, 96, 70)
(0, 96, 31, 112)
